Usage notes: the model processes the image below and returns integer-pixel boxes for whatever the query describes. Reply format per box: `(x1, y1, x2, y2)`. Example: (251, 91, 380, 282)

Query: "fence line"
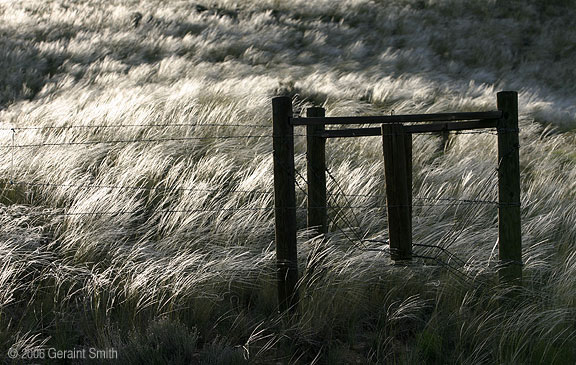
(1, 104, 521, 317)
(271, 92, 523, 312)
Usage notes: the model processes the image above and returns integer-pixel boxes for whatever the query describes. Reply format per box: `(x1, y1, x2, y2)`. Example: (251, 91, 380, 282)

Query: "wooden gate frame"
(272, 91, 521, 313)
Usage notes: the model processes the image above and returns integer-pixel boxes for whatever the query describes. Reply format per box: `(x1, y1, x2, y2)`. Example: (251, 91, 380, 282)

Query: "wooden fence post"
(306, 107, 327, 235)
(497, 91, 522, 283)
(382, 123, 412, 261)
(405, 131, 413, 243)
(272, 96, 299, 312)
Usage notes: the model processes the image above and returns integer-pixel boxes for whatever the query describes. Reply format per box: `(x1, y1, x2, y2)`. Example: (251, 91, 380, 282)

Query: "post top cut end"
(272, 96, 292, 102)
(497, 90, 518, 96)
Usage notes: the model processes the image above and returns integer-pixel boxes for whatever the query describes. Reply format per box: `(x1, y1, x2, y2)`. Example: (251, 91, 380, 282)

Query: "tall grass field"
(1, 0, 575, 363)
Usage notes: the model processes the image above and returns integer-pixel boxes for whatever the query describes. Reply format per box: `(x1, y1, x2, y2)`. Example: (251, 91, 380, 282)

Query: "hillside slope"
(0, 0, 574, 363)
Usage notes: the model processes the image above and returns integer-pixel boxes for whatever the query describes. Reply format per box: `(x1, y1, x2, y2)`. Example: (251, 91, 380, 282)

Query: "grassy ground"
(0, 0, 575, 363)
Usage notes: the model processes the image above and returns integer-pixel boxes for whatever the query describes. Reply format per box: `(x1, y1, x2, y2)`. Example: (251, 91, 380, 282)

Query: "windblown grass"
(0, 0, 575, 363)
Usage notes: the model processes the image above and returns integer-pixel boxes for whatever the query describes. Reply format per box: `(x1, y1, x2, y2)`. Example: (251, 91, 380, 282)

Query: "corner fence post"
(272, 96, 299, 313)
(306, 107, 327, 235)
(497, 91, 522, 283)
(382, 123, 412, 261)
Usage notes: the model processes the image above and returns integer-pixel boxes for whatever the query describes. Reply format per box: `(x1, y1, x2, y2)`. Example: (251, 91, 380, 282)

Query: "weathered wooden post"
(497, 91, 522, 283)
(306, 107, 327, 235)
(405, 130, 412, 242)
(382, 123, 412, 261)
(272, 96, 299, 312)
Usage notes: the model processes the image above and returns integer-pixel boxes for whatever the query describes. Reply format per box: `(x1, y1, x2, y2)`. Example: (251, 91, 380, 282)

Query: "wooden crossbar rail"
(321, 119, 499, 138)
(407, 119, 498, 133)
(291, 111, 502, 126)
(321, 127, 380, 138)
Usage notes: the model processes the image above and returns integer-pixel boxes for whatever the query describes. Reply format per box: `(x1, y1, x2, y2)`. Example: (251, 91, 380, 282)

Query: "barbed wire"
(1, 122, 270, 131)
(0, 127, 504, 151)
(0, 135, 292, 149)
(12, 207, 278, 217)
(8, 181, 274, 195)
(4, 179, 514, 209)
(1, 204, 390, 218)
(330, 192, 501, 205)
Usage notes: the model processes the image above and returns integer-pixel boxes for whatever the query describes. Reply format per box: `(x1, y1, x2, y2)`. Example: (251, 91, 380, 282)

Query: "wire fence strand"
(1, 122, 271, 131)
(4, 177, 512, 212)
(8, 181, 274, 195)
(0, 135, 283, 149)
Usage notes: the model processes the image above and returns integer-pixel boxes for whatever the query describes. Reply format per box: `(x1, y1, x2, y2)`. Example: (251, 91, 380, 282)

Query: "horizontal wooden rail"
(321, 119, 499, 138)
(291, 111, 502, 126)
(321, 127, 380, 138)
(406, 119, 498, 133)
